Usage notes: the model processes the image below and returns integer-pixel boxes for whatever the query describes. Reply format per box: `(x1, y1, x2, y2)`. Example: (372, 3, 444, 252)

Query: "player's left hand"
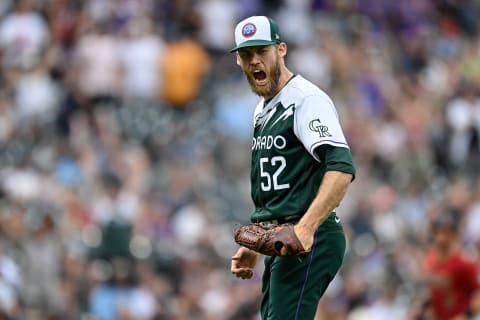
(288, 224, 315, 255)
(234, 223, 310, 256)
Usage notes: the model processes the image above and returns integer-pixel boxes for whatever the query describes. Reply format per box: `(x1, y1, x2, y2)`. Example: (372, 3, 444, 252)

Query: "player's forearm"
(297, 170, 352, 230)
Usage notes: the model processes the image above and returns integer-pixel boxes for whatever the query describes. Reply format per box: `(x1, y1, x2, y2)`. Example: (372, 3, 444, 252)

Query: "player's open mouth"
(253, 70, 267, 85)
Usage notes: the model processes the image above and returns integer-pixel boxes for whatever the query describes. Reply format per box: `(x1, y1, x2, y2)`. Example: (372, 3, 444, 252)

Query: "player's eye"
(258, 47, 268, 54)
(239, 51, 251, 59)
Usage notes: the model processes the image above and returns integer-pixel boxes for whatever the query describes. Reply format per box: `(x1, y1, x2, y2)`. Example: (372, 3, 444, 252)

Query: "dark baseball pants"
(260, 214, 346, 320)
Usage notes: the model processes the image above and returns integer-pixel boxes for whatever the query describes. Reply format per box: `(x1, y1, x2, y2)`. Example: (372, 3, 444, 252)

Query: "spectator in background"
(22, 203, 64, 315)
(13, 53, 60, 124)
(422, 212, 480, 320)
(159, 34, 211, 108)
(71, 19, 122, 128)
(445, 81, 480, 167)
(91, 171, 139, 227)
(120, 16, 165, 100)
(275, 0, 315, 47)
(0, 0, 49, 70)
(196, 0, 237, 54)
(47, 0, 81, 49)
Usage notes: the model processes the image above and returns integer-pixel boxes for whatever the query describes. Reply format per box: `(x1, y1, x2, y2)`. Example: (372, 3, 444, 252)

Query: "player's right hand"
(231, 247, 259, 279)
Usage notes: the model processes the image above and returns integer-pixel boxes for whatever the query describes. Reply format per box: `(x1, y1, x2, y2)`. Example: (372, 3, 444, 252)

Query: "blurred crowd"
(1, 0, 480, 319)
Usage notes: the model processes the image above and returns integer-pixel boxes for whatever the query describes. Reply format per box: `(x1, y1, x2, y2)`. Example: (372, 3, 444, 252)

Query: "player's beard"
(244, 57, 281, 99)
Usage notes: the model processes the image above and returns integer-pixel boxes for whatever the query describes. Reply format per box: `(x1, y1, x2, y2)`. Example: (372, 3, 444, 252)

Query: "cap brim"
(229, 40, 279, 53)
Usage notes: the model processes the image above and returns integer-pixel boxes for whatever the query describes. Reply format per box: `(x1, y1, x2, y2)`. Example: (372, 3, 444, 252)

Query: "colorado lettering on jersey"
(252, 135, 286, 151)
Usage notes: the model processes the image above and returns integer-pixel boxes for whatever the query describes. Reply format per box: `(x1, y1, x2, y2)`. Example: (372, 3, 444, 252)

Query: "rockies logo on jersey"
(309, 119, 332, 138)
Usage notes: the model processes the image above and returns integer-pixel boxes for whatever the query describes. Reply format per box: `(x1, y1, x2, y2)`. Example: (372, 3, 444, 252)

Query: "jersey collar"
(262, 74, 298, 111)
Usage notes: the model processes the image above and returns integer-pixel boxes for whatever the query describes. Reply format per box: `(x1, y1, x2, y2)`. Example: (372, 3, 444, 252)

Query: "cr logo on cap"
(242, 23, 256, 37)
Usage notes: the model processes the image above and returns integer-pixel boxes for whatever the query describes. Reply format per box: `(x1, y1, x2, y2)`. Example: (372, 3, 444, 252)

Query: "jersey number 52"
(259, 156, 290, 191)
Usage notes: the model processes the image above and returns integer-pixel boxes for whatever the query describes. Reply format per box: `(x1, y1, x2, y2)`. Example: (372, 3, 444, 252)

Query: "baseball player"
(229, 16, 356, 319)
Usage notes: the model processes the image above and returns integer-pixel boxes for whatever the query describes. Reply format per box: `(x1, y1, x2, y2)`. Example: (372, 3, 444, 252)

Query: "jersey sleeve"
(314, 145, 356, 179)
(294, 94, 349, 162)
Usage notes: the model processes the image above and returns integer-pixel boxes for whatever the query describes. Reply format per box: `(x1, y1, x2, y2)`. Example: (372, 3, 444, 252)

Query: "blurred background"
(0, 0, 480, 319)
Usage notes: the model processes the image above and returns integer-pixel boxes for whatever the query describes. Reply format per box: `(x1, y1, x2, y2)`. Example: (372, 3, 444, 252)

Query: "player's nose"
(250, 52, 262, 65)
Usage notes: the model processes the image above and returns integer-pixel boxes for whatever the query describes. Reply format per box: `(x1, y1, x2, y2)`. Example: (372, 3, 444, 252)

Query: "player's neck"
(276, 67, 294, 96)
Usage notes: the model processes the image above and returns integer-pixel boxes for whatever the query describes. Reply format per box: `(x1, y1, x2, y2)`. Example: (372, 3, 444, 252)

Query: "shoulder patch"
(308, 119, 332, 138)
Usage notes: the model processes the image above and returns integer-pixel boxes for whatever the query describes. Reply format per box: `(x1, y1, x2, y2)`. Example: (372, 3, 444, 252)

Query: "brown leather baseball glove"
(234, 223, 309, 256)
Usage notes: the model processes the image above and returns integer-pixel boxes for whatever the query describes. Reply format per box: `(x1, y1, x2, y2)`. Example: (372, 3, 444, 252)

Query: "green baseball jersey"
(250, 75, 353, 222)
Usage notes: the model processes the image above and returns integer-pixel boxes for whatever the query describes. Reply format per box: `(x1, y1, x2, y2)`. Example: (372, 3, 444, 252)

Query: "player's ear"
(278, 42, 287, 58)
(236, 52, 241, 66)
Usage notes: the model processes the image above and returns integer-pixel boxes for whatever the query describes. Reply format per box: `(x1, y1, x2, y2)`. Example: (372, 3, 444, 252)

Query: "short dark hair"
(431, 209, 460, 234)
